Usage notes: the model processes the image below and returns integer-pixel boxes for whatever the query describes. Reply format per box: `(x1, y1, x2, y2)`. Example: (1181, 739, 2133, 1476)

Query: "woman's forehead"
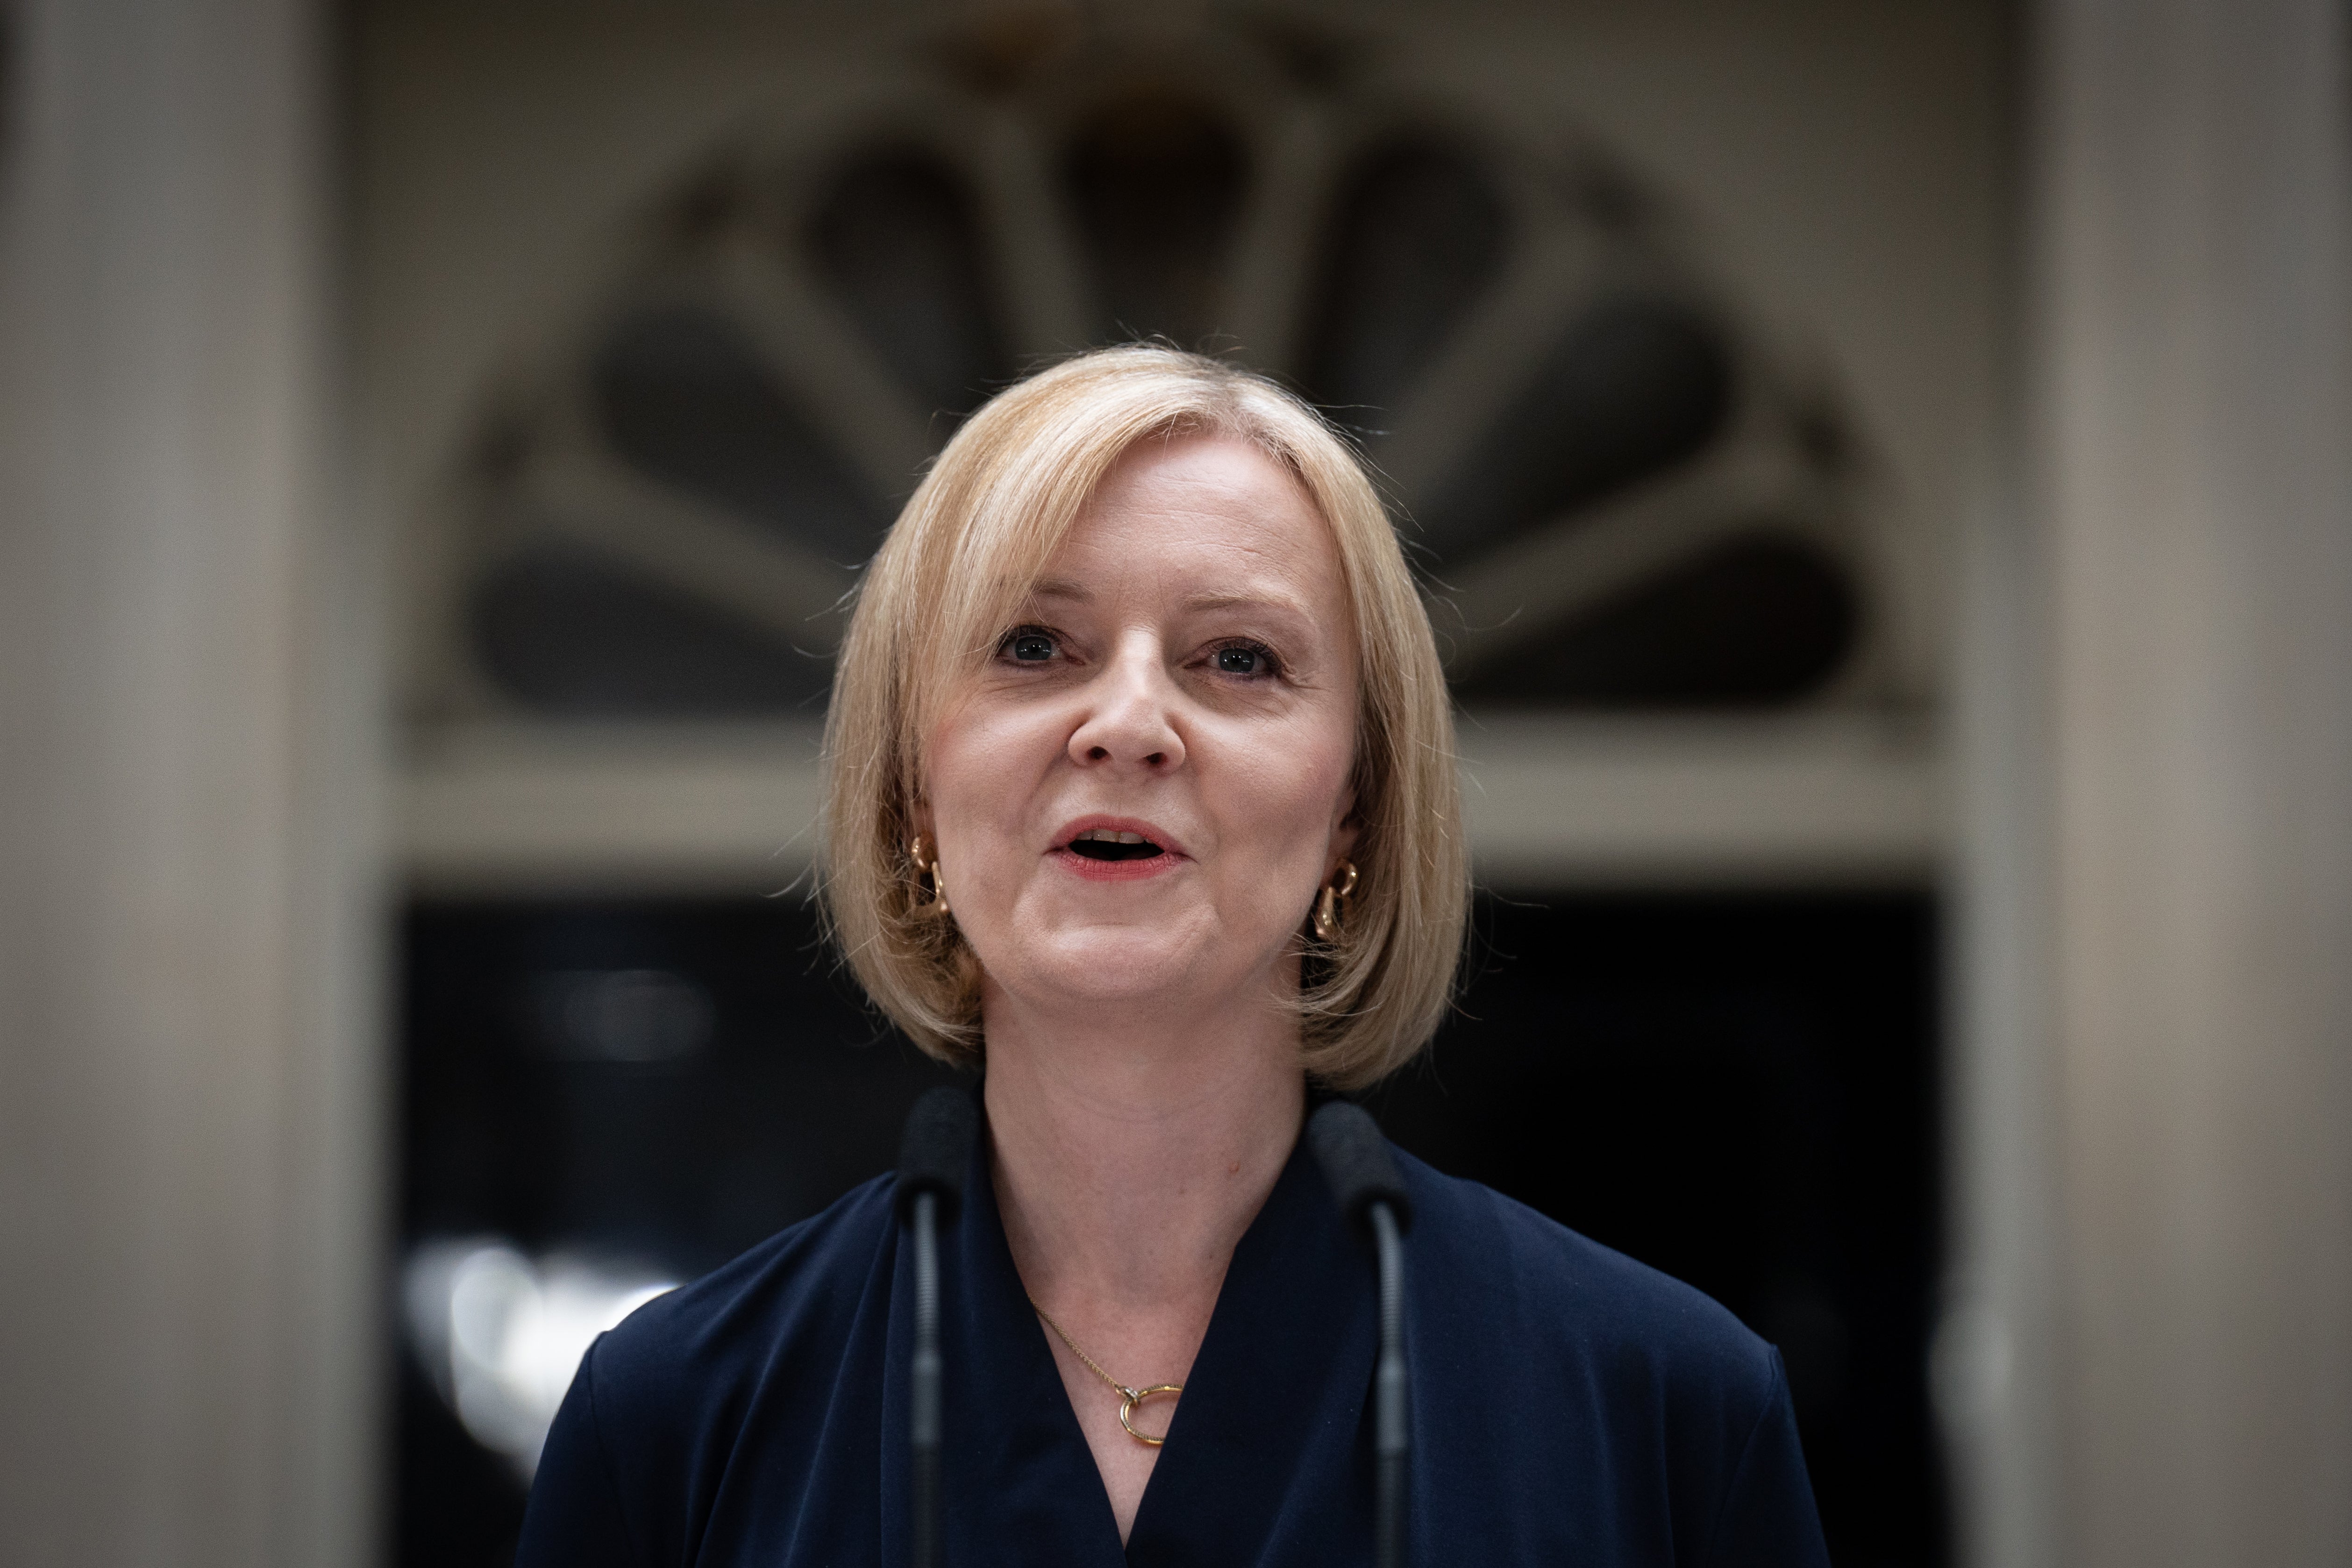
(1085, 428, 1307, 507)
(1036, 434, 1340, 603)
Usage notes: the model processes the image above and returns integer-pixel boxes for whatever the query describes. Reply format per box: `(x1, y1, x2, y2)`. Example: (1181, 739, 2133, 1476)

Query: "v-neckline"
(941, 1100, 1381, 1564)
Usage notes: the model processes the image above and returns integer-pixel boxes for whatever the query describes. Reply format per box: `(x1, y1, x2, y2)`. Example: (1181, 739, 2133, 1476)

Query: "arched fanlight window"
(420, 19, 1882, 722)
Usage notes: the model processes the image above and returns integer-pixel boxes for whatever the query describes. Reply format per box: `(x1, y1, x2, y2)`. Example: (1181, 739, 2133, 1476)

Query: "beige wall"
(0, 0, 383, 1562)
(2033, 0, 2352, 1561)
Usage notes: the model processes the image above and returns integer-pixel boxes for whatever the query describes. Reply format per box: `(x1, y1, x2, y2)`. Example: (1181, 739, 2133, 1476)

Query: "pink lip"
(1048, 814, 1189, 882)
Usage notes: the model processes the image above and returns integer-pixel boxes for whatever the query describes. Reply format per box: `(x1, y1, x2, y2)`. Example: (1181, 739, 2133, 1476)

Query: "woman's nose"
(1067, 634, 1186, 773)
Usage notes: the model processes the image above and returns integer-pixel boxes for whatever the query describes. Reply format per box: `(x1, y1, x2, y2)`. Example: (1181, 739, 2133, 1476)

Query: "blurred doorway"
(370, 7, 1992, 1565)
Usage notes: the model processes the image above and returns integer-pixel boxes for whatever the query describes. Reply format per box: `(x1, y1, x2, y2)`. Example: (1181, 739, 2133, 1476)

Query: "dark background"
(397, 889, 1940, 1567)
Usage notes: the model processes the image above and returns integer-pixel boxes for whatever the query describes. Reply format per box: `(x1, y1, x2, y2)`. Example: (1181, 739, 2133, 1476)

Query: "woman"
(518, 348, 1829, 1567)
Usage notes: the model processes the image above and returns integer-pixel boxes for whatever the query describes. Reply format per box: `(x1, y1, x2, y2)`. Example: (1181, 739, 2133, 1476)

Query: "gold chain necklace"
(1026, 1295, 1184, 1447)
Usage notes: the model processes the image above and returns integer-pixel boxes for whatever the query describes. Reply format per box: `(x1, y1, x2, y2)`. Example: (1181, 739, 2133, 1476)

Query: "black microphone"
(1307, 1100, 1412, 1568)
(896, 1085, 979, 1568)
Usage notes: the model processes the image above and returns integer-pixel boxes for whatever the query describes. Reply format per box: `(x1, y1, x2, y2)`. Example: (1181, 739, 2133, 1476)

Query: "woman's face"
(921, 432, 1361, 1026)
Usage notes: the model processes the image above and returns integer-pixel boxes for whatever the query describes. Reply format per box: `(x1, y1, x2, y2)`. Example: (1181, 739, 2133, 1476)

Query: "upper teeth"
(1076, 829, 1147, 844)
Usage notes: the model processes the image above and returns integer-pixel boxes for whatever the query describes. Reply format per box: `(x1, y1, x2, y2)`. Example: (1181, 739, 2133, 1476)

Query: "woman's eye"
(1214, 643, 1276, 677)
(1007, 630, 1056, 663)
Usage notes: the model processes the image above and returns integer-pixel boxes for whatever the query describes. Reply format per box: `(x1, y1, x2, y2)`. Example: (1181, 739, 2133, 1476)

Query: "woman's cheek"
(1228, 725, 1352, 841)
(931, 701, 1043, 822)
(1212, 784, 1334, 932)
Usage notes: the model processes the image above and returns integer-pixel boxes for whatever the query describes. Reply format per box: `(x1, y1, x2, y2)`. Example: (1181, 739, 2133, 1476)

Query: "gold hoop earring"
(1313, 859, 1359, 943)
(908, 835, 951, 919)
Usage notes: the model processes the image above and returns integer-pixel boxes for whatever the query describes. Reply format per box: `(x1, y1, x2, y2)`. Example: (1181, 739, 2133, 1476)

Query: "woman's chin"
(988, 920, 1266, 1012)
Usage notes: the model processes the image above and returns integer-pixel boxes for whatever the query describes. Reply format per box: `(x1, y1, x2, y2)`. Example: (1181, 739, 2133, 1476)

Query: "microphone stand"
(1369, 1198, 1406, 1568)
(910, 1187, 943, 1568)
(896, 1085, 978, 1568)
(1307, 1100, 1413, 1568)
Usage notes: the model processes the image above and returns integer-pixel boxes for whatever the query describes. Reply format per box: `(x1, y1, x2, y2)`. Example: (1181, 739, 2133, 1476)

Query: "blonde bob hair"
(819, 345, 1466, 1092)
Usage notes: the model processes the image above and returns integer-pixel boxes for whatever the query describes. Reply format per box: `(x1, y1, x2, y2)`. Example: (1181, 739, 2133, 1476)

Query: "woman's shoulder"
(519, 1177, 903, 1567)
(584, 1171, 899, 1422)
(1393, 1147, 1829, 1565)
(1394, 1146, 1782, 1407)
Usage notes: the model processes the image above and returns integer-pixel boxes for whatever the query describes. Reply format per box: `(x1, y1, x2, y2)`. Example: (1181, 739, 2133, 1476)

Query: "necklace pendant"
(1116, 1383, 1184, 1447)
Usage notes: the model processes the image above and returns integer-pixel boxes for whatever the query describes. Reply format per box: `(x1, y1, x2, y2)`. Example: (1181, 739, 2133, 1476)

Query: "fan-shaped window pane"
(593, 307, 885, 562)
(809, 148, 1010, 419)
(459, 59, 1873, 720)
(1426, 296, 1733, 561)
(1301, 139, 1509, 418)
(472, 543, 829, 715)
(1064, 95, 1249, 346)
(1453, 533, 1857, 706)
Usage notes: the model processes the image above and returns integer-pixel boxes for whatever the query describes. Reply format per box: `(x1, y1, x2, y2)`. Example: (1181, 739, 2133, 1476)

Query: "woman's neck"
(982, 982, 1305, 1314)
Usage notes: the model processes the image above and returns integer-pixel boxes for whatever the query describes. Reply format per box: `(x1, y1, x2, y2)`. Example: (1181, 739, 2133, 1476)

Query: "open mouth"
(1066, 828, 1167, 862)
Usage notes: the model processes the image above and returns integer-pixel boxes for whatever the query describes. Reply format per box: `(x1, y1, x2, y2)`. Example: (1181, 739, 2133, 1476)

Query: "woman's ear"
(1326, 786, 1361, 873)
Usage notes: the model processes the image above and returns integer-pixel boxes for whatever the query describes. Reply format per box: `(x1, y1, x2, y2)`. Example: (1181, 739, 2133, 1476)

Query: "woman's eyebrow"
(1026, 582, 1313, 621)
(1181, 590, 1311, 619)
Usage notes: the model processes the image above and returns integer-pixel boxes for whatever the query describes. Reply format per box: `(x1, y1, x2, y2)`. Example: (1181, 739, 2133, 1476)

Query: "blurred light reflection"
(404, 1239, 675, 1479)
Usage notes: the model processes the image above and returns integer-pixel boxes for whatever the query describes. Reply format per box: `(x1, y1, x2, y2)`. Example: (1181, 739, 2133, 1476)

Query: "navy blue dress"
(517, 1110, 1830, 1567)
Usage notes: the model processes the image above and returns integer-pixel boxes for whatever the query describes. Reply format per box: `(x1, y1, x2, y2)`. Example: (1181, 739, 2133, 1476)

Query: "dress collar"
(937, 1090, 1380, 1564)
